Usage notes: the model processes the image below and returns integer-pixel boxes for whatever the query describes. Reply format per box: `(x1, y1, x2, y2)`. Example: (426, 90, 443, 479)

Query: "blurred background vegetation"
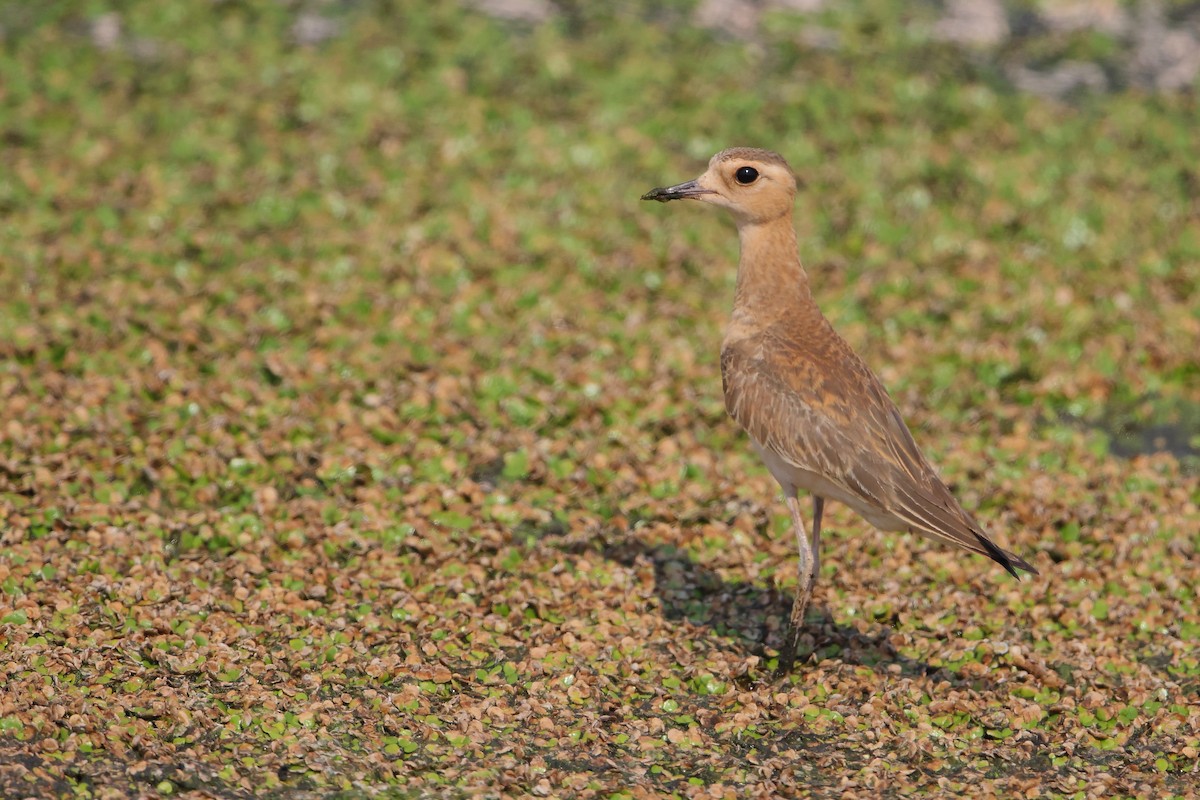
(2, 0, 1197, 467)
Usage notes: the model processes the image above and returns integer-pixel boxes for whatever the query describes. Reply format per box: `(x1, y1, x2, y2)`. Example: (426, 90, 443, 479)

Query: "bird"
(641, 147, 1037, 674)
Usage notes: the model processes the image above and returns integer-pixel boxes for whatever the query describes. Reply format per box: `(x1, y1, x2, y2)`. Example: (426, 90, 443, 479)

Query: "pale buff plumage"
(643, 147, 1036, 674)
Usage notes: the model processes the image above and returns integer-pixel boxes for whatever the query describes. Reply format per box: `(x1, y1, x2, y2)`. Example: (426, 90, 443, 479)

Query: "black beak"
(641, 179, 712, 202)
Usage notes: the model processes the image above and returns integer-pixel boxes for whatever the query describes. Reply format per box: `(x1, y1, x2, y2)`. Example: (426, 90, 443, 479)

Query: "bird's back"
(721, 305, 1034, 575)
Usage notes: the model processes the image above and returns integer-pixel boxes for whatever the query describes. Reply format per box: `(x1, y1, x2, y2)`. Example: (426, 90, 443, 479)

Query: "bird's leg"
(776, 494, 813, 676)
(810, 495, 824, 579)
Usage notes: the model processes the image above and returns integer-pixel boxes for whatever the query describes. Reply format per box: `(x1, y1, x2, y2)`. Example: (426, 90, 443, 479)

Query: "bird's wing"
(721, 321, 1036, 576)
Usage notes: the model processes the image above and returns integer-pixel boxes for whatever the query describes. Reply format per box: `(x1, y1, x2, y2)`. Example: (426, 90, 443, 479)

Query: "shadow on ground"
(560, 534, 940, 678)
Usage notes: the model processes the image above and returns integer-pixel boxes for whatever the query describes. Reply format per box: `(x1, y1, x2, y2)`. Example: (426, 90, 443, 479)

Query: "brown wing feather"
(722, 316, 1036, 577)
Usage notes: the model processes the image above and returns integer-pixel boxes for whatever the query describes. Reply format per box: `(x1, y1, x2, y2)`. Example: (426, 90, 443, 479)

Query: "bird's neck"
(733, 217, 813, 314)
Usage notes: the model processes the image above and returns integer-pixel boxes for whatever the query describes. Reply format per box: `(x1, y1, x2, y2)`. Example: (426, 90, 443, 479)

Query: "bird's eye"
(735, 166, 759, 185)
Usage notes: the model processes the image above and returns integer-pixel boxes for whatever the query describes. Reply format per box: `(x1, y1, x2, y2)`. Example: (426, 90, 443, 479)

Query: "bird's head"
(641, 148, 798, 226)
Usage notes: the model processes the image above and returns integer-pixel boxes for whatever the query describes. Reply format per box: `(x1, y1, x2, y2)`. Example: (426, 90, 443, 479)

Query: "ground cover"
(0, 2, 1197, 797)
